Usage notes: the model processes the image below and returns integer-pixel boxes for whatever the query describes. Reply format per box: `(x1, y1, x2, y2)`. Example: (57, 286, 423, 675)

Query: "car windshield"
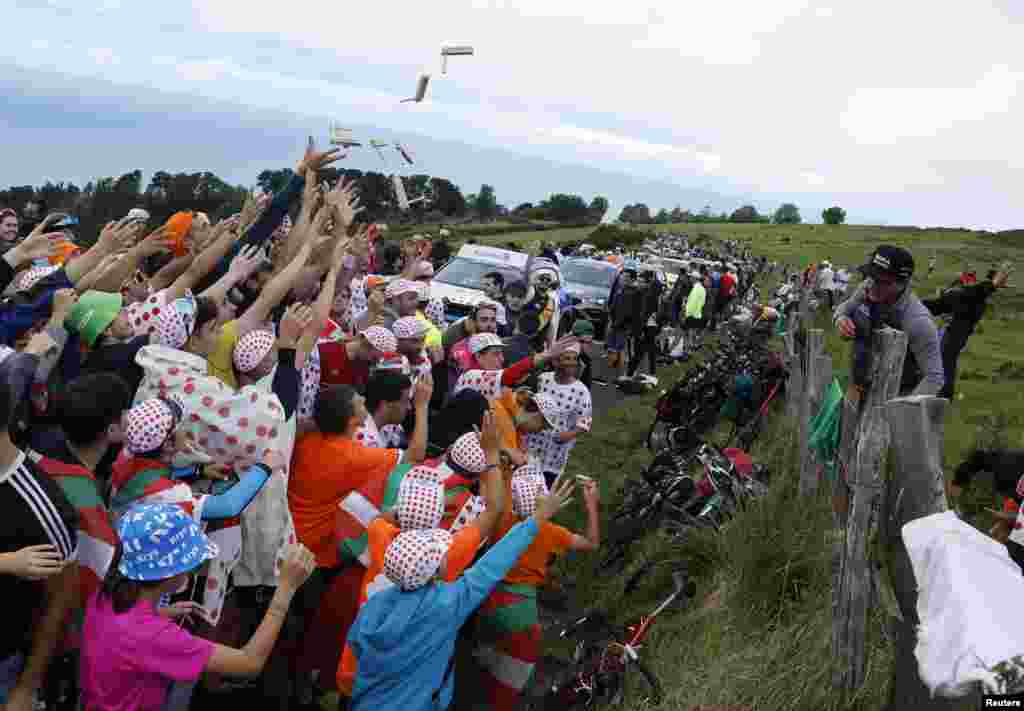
(434, 258, 523, 290)
(561, 261, 617, 288)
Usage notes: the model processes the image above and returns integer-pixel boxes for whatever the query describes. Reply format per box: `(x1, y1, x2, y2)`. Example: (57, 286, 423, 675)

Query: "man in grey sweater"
(833, 245, 944, 397)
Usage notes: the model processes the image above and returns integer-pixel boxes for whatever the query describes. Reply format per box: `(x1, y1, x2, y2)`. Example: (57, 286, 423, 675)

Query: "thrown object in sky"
(440, 45, 474, 74)
(329, 124, 361, 147)
(401, 74, 431, 103)
(395, 142, 415, 166)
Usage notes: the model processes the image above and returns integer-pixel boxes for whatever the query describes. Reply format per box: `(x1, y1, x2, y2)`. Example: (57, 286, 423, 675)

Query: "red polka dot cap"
(392, 316, 428, 340)
(233, 329, 276, 373)
(154, 295, 197, 349)
(448, 432, 490, 474)
(360, 326, 397, 353)
(396, 479, 445, 531)
(512, 473, 548, 517)
(384, 528, 453, 591)
(124, 398, 180, 455)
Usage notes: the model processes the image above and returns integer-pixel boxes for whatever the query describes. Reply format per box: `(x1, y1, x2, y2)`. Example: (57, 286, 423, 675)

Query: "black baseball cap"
(858, 245, 914, 280)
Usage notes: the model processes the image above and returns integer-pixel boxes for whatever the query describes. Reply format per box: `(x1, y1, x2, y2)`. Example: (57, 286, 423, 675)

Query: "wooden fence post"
(832, 328, 908, 694)
(798, 330, 825, 495)
(879, 396, 974, 710)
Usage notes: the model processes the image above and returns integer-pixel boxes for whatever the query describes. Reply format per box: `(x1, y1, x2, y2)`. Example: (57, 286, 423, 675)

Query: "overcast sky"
(2, 0, 1022, 229)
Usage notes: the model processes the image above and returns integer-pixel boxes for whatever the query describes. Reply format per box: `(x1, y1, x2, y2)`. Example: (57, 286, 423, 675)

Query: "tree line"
(0, 168, 614, 245)
(616, 203, 848, 226)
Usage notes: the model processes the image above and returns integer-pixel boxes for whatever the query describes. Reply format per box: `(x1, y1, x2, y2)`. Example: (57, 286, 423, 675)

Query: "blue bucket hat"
(117, 503, 218, 581)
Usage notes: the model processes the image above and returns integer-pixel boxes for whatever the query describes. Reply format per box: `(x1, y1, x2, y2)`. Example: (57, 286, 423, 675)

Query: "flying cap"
(858, 245, 914, 281)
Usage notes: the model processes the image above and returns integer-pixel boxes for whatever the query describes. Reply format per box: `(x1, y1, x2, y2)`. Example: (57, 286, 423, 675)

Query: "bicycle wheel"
(620, 658, 663, 706)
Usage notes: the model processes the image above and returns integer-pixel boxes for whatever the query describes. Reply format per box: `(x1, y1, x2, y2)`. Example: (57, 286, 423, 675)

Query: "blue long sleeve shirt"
(348, 518, 541, 711)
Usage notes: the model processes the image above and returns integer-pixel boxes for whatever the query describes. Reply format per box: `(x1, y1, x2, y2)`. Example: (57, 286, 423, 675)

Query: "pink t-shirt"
(80, 593, 215, 711)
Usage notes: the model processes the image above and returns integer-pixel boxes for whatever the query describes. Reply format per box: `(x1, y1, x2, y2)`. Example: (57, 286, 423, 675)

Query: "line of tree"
(0, 168, 612, 244)
(616, 202, 820, 226)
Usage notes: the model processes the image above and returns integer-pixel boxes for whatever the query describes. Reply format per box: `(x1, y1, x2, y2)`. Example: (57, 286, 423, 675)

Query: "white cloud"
(87, 47, 117, 66)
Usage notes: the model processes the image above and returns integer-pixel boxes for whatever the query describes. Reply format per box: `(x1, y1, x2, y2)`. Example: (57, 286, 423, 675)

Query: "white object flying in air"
(402, 74, 431, 103)
(440, 45, 474, 74)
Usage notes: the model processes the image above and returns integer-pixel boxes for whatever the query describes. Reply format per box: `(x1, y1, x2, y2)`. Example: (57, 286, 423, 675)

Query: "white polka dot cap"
(384, 528, 453, 591)
(385, 278, 419, 300)
(232, 329, 276, 373)
(392, 316, 428, 340)
(396, 478, 446, 530)
(468, 332, 504, 354)
(448, 432, 490, 474)
(124, 398, 179, 454)
(361, 326, 397, 353)
(512, 473, 548, 517)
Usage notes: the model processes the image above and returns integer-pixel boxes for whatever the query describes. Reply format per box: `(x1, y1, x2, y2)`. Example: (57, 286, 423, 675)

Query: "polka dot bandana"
(13, 265, 58, 293)
(468, 333, 504, 354)
(384, 528, 452, 591)
(117, 503, 219, 582)
(393, 316, 428, 340)
(396, 478, 445, 531)
(233, 329, 276, 373)
(361, 325, 397, 353)
(124, 398, 180, 454)
(448, 432, 490, 474)
(385, 278, 419, 300)
(371, 352, 411, 376)
(154, 294, 197, 349)
(511, 473, 548, 518)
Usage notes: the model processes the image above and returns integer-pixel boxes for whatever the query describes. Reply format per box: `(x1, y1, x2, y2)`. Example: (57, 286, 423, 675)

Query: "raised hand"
(324, 177, 363, 228)
(279, 303, 314, 345)
(533, 478, 576, 524)
(479, 411, 500, 453)
(414, 371, 434, 407)
(296, 135, 343, 175)
(10, 230, 63, 264)
(278, 543, 316, 591)
(227, 244, 265, 282)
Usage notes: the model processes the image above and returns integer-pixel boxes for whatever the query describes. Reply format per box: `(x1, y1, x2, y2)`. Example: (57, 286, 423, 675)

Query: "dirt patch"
(702, 586, 725, 611)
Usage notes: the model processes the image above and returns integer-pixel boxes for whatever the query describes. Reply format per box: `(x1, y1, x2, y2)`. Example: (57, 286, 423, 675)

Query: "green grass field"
(479, 222, 1022, 710)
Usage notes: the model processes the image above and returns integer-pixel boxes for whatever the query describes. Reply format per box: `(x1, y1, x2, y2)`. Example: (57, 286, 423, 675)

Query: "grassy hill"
(479, 222, 1023, 710)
